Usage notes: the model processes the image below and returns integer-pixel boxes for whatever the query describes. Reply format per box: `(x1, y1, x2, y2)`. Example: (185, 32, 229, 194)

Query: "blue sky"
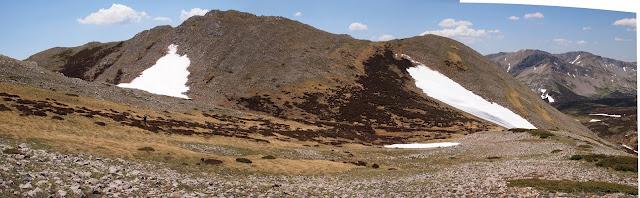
(0, 0, 636, 61)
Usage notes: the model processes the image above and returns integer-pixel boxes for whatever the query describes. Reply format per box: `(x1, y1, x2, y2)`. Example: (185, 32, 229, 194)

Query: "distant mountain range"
(487, 50, 637, 151)
(486, 50, 636, 106)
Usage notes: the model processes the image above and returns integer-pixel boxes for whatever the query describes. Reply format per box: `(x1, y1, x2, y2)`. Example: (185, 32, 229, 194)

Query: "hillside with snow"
(402, 54, 535, 129)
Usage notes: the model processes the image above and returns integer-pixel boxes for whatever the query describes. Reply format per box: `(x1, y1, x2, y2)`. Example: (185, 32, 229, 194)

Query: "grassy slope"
(0, 83, 356, 175)
(0, 82, 636, 196)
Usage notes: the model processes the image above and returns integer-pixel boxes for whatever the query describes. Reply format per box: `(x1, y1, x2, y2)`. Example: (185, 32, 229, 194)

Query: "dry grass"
(0, 84, 355, 175)
(446, 51, 462, 63)
(506, 88, 527, 116)
(533, 104, 554, 123)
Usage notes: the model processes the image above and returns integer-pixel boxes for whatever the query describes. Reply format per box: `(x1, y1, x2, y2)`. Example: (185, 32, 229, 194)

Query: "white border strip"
(460, 0, 639, 13)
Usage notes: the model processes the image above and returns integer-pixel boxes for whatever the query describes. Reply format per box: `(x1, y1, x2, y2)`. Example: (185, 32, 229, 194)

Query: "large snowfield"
(118, 44, 191, 99)
(403, 55, 536, 129)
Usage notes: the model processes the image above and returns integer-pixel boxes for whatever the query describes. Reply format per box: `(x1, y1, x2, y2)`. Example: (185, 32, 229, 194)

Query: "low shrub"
(569, 155, 583, 160)
(137, 146, 155, 152)
(352, 161, 367, 166)
(577, 144, 593, 149)
(236, 158, 252, 163)
(570, 154, 637, 172)
(508, 128, 555, 139)
(507, 179, 637, 195)
(2, 148, 21, 155)
(201, 158, 223, 165)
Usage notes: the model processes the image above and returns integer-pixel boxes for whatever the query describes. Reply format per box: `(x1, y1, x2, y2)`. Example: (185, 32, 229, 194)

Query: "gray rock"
(57, 189, 67, 197)
(26, 187, 42, 197)
(108, 166, 120, 174)
(70, 184, 82, 195)
(19, 182, 32, 189)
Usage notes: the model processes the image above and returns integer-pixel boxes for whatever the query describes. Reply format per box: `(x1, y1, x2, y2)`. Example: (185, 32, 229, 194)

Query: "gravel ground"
(1, 130, 635, 197)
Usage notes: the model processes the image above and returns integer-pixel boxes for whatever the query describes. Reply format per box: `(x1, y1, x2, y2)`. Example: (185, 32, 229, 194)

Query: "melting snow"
(545, 94, 555, 103)
(118, 44, 191, 99)
(402, 54, 535, 129)
(589, 113, 622, 118)
(570, 55, 581, 64)
(622, 144, 638, 153)
(384, 142, 460, 149)
(539, 89, 555, 103)
(589, 119, 602, 122)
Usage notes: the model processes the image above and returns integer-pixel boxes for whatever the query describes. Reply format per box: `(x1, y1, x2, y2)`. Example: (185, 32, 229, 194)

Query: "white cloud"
(348, 22, 368, 31)
(423, 25, 486, 37)
(508, 16, 520, 21)
(375, 34, 395, 41)
(524, 12, 544, 19)
(613, 18, 636, 31)
(78, 4, 148, 25)
(294, 11, 302, 17)
(180, 8, 209, 21)
(420, 18, 499, 43)
(613, 18, 636, 27)
(153, 17, 172, 23)
(582, 26, 592, 31)
(552, 38, 571, 45)
(614, 37, 627, 42)
(438, 18, 472, 27)
(552, 39, 587, 45)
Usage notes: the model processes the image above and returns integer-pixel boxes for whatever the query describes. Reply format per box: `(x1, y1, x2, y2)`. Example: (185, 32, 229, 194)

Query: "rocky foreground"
(0, 130, 636, 197)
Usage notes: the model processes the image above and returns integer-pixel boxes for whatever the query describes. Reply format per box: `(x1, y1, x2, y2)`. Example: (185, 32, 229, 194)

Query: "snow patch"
(539, 88, 555, 103)
(621, 144, 638, 154)
(589, 113, 622, 118)
(589, 119, 602, 122)
(507, 63, 511, 72)
(118, 44, 191, 99)
(402, 54, 535, 129)
(384, 142, 460, 149)
(570, 55, 581, 64)
(623, 67, 627, 72)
